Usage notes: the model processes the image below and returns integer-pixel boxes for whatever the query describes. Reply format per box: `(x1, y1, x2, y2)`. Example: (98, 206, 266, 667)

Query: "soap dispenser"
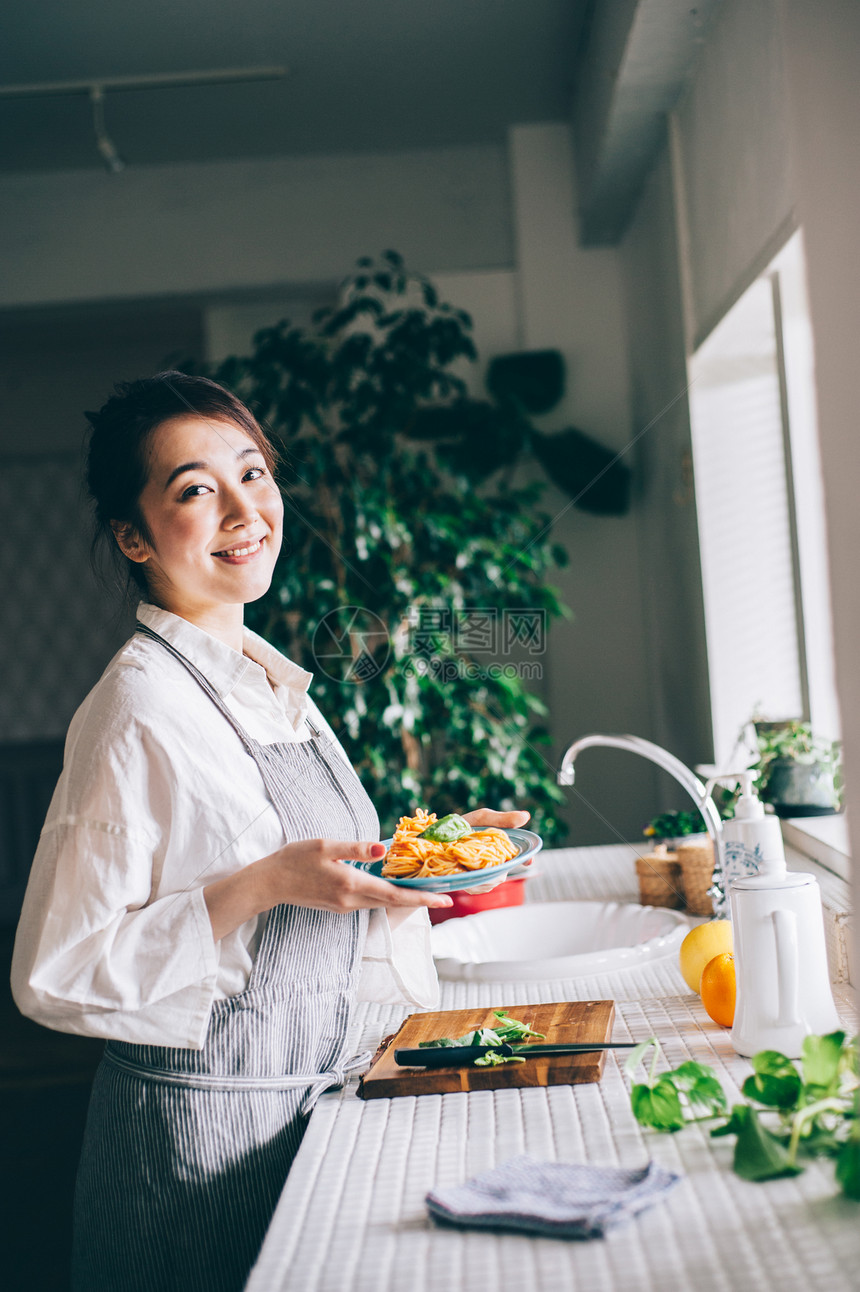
(728, 828, 840, 1059)
(716, 769, 786, 886)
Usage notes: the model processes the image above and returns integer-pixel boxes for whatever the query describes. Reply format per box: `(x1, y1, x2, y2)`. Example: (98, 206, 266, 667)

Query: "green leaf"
(835, 1130, 860, 1199)
(731, 1106, 802, 1181)
(796, 1122, 841, 1158)
(670, 1061, 728, 1117)
(801, 1031, 846, 1091)
(743, 1051, 803, 1109)
(711, 1105, 748, 1138)
(630, 1078, 685, 1131)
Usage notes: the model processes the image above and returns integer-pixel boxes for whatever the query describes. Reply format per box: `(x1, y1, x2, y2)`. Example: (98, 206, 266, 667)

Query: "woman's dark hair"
(85, 370, 279, 600)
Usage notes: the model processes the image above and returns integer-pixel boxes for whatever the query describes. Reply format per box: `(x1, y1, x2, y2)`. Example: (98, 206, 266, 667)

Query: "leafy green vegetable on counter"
(419, 1010, 546, 1065)
(624, 1031, 859, 1199)
(417, 814, 473, 843)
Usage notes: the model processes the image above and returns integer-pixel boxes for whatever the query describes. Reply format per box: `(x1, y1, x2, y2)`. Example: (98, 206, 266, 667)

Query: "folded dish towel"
(426, 1156, 681, 1239)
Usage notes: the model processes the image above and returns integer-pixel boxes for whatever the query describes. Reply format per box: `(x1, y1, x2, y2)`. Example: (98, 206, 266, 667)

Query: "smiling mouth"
(213, 537, 265, 562)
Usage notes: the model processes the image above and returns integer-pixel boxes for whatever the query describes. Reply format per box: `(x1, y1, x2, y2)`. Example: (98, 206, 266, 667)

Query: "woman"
(11, 372, 529, 1292)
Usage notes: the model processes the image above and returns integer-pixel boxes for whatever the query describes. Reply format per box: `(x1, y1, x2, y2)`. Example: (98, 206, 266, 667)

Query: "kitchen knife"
(394, 1041, 640, 1068)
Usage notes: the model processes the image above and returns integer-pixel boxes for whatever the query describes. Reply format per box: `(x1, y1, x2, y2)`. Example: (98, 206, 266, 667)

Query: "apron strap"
(134, 621, 320, 750)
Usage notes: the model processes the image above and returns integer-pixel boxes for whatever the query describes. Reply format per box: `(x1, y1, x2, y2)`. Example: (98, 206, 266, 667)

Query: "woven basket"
(635, 845, 684, 909)
(676, 839, 716, 916)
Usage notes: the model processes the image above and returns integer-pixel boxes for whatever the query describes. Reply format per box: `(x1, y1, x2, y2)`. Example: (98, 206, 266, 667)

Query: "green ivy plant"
(190, 252, 575, 841)
(752, 720, 842, 812)
(625, 1032, 860, 1198)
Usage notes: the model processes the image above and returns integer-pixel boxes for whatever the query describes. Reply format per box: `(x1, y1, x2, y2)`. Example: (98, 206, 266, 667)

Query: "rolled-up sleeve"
(10, 670, 227, 1050)
(12, 815, 219, 1049)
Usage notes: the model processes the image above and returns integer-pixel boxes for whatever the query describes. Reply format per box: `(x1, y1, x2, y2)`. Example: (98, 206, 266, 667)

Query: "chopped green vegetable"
(475, 1051, 526, 1067)
(418, 813, 473, 843)
(418, 1010, 546, 1065)
(491, 1010, 546, 1042)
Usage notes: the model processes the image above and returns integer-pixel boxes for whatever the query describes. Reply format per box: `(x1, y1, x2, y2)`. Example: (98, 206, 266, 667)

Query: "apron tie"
(103, 1044, 372, 1106)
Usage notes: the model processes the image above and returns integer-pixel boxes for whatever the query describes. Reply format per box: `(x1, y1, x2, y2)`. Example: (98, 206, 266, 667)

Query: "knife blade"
(394, 1041, 640, 1068)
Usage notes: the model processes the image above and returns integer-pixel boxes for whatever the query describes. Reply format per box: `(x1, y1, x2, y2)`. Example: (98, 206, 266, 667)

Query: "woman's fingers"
(343, 868, 453, 910)
(278, 838, 452, 911)
(314, 838, 386, 864)
(461, 808, 531, 828)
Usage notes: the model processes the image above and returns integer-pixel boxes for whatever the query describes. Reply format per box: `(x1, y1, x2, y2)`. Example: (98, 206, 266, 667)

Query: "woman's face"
(122, 414, 284, 623)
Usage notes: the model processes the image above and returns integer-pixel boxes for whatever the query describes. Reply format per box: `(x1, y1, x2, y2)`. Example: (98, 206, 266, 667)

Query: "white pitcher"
(729, 869, 840, 1058)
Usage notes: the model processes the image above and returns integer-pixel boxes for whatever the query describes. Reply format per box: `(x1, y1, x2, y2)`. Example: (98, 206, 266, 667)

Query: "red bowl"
(428, 876, 528, 924)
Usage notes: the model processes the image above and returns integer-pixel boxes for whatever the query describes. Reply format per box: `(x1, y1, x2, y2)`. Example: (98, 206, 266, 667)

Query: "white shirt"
(11, 602, 438, 1049)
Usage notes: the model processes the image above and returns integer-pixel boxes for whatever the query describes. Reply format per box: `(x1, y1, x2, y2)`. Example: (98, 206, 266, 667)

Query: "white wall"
(619, 138, 713, 783)
(0, 144, 514, 309)
(508, 123, 657, 845)
(674, 0, 797, 346)
(780, 0, 860, 977)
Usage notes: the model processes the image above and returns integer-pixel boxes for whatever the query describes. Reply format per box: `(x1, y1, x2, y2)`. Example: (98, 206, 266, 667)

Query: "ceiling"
(0, 0, 588, 173)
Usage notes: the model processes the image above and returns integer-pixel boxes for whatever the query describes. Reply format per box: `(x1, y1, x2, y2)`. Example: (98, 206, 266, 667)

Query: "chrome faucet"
(557, 733, 724, 902)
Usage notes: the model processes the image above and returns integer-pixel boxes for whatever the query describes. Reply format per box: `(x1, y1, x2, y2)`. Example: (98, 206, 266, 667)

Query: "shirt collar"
(135, 602, 312, 701)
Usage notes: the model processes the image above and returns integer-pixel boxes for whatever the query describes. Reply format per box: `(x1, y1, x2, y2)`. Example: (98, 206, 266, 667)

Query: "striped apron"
(72, 624, 379, 1292)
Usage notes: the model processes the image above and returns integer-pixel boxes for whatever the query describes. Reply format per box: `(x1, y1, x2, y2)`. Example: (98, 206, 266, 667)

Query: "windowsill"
(781, 813, 851, 883)
(781, 828, 854, 989)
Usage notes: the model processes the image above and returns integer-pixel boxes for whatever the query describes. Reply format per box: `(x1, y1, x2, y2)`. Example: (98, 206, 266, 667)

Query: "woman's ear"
(110, 520, 150, 565)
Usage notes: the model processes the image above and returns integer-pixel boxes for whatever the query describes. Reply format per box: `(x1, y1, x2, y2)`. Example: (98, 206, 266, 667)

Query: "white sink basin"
(430, 900, 691, 981)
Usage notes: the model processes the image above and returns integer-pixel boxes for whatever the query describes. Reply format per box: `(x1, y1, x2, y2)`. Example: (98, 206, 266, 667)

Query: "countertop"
(247, 844, 859, 1292)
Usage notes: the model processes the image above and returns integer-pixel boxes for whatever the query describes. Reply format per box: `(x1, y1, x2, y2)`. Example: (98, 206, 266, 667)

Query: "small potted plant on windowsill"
(752, 721, 842, 818)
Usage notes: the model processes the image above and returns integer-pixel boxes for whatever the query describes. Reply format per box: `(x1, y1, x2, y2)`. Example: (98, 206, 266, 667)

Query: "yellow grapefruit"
(679, 920, 733, 993)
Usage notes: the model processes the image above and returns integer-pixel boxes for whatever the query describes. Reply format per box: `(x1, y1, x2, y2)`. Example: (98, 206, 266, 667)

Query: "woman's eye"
(180, 468, 265, 500)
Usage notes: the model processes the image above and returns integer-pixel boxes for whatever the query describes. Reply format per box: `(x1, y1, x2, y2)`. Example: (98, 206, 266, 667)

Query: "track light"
(89, 86, 125, 174)
(0, 66, 288, 174)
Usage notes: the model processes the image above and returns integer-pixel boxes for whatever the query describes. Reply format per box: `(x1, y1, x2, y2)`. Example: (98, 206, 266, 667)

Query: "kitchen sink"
(429, 900, 691, 981)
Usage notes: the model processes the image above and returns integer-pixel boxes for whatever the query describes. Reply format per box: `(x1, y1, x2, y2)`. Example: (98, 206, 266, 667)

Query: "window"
(688, 230, 840, 768)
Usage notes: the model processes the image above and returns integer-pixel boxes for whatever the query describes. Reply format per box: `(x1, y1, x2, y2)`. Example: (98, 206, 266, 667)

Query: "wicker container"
(635, 844, 684, 909)
(676, 838, 716, 916)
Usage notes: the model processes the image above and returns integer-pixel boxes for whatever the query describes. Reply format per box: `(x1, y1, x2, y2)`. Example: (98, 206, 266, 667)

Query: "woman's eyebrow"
(164, 447, 264, 490)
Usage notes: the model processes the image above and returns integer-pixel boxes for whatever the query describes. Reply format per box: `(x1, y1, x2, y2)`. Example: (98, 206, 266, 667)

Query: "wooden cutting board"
(357, 999, 615, 1099)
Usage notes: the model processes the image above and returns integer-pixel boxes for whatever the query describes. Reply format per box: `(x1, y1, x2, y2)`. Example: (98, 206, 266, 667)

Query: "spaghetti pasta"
(381, 809, 520, 879)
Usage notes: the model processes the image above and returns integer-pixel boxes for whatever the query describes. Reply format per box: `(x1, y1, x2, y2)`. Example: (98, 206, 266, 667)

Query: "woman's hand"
(459, 806, 533, 893)
(205, 839, 452, 943)
(461, 807, 531, 831)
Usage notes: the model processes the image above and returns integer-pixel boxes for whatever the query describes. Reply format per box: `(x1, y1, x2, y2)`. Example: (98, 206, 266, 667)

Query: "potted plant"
(751, 721, 842, 817)
(643, 809, 708, 848)
(186, 252, 586, 846)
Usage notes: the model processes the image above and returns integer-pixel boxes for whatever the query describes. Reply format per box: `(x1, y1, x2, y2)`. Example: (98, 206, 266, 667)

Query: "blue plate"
(346, 827, 543, 892)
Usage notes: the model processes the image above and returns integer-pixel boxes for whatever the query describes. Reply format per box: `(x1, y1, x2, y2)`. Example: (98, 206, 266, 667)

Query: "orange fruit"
(700, 952, 736, 1027)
